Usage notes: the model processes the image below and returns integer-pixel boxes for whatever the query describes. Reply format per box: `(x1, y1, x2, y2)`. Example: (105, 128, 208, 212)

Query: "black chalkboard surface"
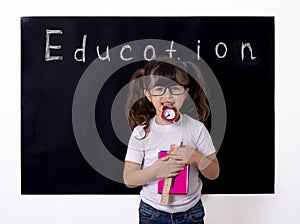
(21, 17, 274, 194)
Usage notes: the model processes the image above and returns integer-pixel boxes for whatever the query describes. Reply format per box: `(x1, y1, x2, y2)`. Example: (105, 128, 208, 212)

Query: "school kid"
(123, 58, 220, 223)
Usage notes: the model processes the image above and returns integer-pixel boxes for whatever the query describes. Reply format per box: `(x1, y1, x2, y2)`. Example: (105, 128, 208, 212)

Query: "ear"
(144, 89, 152, 102)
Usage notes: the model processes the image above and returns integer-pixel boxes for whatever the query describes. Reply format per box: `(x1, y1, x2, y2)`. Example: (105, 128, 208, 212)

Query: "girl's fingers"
(172, 166, 185, 172)
(169, 152, 179, 156)
(168, 147, 176, 154)
(159, 155, 170, 161)
(168, 173, 178, 177)
(169, 155, 181, 160)
(175, 161, 185, 165)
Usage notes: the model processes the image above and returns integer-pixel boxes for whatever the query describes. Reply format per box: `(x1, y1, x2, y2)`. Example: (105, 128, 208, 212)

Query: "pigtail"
(126, 69, 155, 133)
(186, 61, 211, 122)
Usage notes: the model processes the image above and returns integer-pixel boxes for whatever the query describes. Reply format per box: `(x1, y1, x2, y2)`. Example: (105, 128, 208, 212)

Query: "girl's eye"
(171, 86, 180, 91)
(170, 86, 183, 92)
(153, 86, 164, 92)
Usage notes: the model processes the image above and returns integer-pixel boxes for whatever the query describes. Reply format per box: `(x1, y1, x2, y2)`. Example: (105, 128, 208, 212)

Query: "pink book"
(157, 150, 189, 195)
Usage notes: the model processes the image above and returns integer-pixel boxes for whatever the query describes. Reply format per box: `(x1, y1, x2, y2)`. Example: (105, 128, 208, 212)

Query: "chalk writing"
(215, 42, 228, 59)
(144, 45, 156, 61)
(45, 29, 63, 61)
(165, 40, 176, 58)
(120, 45, 133, 61)
(74, 35, 87, 63)
(241, 42, 257, 61)
(96, 45, 111, 62)
(44, 30, 258, 63)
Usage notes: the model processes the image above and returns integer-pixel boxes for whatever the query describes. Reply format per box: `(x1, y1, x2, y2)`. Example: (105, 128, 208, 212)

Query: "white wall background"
(1, 0, 299, 223)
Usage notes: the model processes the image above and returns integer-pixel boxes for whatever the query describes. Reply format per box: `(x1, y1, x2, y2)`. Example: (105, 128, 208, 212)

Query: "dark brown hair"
(126, 58, 210, 135)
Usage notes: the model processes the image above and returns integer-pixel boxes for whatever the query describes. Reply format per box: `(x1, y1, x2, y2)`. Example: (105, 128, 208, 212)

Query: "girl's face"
(144, 84, 189, 120)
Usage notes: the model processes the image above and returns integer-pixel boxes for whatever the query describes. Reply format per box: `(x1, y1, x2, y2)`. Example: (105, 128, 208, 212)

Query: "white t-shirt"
(125, 114, 216, 213)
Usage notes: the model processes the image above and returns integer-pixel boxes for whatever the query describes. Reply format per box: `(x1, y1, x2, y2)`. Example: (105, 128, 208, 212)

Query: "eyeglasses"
(148, 85, 186, 96)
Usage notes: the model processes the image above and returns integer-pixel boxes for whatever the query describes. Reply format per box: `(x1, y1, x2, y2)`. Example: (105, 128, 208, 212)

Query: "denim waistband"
(140, 198, 203, 216)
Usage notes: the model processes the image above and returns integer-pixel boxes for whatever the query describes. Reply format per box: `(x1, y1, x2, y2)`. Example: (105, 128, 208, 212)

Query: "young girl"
(123, 58, 219, 224)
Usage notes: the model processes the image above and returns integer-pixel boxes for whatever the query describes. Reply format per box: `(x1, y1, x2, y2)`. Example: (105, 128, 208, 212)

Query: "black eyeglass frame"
(147, 85, 187, 96)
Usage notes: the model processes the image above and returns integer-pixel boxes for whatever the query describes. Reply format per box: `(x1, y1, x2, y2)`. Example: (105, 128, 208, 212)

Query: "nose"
(164, 88, 173, 97)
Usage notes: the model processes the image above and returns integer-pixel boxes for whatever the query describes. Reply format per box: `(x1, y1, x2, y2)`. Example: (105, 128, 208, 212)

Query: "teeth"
(163, 102, 174, 107)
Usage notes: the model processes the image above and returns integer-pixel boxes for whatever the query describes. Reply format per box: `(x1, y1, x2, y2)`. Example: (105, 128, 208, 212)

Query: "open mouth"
(162, 102, 175, 107)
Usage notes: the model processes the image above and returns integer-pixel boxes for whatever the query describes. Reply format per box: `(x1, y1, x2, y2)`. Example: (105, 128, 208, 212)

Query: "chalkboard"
(21, 17, 274, 194)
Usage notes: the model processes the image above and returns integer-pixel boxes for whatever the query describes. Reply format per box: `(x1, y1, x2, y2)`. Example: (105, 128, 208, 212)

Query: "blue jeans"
(139, 199, 205, 224)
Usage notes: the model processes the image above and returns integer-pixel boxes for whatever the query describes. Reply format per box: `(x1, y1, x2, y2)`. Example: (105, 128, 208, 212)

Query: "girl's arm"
(170, 147, 220, 180)
(123, 161, 155, 188)
(123, 158, 185, 188)
(191, 151, 220, 180)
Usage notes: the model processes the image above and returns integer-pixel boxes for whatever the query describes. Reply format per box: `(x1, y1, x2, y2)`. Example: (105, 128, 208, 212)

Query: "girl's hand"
(150, 156, 185, 179)
(169, 145, 198, 165)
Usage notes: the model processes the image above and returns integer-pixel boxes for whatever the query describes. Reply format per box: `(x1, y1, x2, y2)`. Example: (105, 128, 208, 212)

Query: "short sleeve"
(124, 126, 146, 164)
(196, 124, 216, 157)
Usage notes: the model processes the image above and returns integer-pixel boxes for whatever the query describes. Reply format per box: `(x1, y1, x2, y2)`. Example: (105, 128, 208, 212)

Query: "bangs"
(145, 60, 190, 87)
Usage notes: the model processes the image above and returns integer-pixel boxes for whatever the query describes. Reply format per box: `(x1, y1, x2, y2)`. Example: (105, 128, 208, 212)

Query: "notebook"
(157, 150, 189, 195)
